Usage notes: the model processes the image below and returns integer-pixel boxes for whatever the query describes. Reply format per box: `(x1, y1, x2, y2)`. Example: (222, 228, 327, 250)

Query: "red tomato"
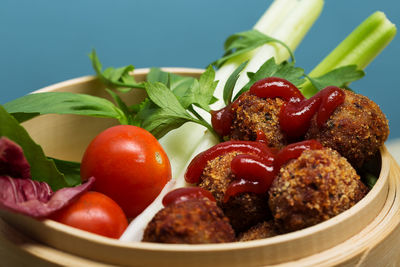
(80, 125, 171, 219)
(51, 191, 128, 239)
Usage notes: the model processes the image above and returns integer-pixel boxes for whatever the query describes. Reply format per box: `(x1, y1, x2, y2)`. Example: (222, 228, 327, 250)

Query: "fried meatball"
(199, 151, 271, 233)
(238, 221, 279, 241)
(305, 90, 389, 168)
(229, 92, 287, 149)
(142, 198, 235, 244)
(269, 148, 368, 233)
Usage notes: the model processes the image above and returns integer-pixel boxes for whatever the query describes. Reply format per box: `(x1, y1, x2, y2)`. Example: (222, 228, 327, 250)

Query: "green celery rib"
(231, 0, 324, 98)
(301, 11, 397, 98)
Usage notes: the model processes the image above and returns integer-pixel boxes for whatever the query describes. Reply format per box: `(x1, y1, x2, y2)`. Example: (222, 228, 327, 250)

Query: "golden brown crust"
(229, 92, 287, 149)
(305, 90, 389, 168)
(238, 221, 279, 241)
(199, 151, 271, 233)
(142, 199, 235, 244)
(269, 148, 368, 233)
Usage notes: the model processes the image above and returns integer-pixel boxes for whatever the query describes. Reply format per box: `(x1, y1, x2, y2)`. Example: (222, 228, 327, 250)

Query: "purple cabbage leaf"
(0, 136, 94, 218)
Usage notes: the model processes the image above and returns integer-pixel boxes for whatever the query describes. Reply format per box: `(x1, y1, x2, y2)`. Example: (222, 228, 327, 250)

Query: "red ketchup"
(185, 140, 324, 202)
(210, 89, 250, 137)
(249, 78, 345, 139)
(185, 140, 275, 184)
(223, 154, 275, 203)
(162, 187, 216, 206)
(274, 140, 323, 171)
(211, 77, 345, 140)
(211, 104, 233, 137)
(249, 77, 305, 102)
(278, 86, 346, 138)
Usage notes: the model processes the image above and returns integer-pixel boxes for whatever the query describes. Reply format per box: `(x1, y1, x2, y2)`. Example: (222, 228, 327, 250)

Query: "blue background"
(1, 0, 399, 138)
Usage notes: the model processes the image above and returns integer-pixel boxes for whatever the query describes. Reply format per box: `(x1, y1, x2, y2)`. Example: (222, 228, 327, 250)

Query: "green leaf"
(303, 65, 365, 92)
(145, 82, 193, 120)
(147, 68, 170, 84)
(105, 89, 132, 124)
(147, 68, 197, 100)
(0, 105, 78, 190)
(212, 30, 295, 68)
(234, 58, 305, 100)
(136, 81, 212, 139)
(50, 158, 81, 187)
(363, 173, 378, 189)
(4, 92, 127, 124)
(223, 61, 248, 105)
(359, 152, 381, 189)
(141, 109, 189, 139)
(89, 49, 145, 91)
(179, 66, 218, 111)
(135, 69, 219, 139)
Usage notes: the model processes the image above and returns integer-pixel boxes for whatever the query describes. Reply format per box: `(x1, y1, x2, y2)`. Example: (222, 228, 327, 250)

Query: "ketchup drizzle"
(274, 140, 323, 171)
(210, 103, 233, 137)
(185, 139, 323, 202)
(184, 140, 275, 184)
(249, 77, 304, 103)
(210, 77, 345, 140)
(162, 187, 216, 207)
(224, 154, 275, 203)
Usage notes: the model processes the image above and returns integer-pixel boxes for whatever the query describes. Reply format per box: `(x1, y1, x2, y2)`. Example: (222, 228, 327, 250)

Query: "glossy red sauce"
(162, 187, 216, 206)
(210, 77, 345, 140)
(274, 140, 323, 171)
(279, 86, 345, 138)
(185, 140, 323, 202)
(255, 130, 269, 144)
(224, 154, 275, 202)
(184, 140, 275, 184)
(249, 77, 304, 102)
(210, 103, 233, 137)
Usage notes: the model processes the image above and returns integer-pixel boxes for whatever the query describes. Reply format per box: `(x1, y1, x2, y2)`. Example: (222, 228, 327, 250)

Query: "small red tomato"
(80, 125, 171, 219)
(51, 191, 128, 239)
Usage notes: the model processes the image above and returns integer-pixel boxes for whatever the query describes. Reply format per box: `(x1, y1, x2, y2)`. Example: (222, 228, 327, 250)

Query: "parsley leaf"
(89, 49, 145, 92)
(145, 82, 193, 120)
(304, 65, 365, 95)
(180, 66, 218, 111)
(132, 68, 220, 139)
(212, 30, 295, 68)
(134, 82, 196, 139)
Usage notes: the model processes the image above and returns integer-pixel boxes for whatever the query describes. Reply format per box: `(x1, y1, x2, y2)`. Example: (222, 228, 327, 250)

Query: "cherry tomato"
(80, 125, 171, 219)
(51, 191, 128, 239)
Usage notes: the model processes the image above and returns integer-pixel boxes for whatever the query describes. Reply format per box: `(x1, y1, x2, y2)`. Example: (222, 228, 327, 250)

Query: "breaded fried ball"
(230, 92, 287, 149)
(199, 151, 270, 233)
(269, 148, 368, 233)
(237, 221, 279, 242)
(142, 198, 235, 244)
(305, 90, 389, 168)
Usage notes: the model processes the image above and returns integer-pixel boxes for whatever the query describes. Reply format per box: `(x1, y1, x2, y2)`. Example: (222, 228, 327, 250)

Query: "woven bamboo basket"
(0, 68, 399, 266)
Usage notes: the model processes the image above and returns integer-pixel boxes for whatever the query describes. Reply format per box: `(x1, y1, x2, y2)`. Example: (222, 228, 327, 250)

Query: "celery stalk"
(301, 11, 397, 98)
(215, 0, 324, 108)
(121, 0, 323, 242)
(232, 0, 324, 96)
(212, 0, 298, 108)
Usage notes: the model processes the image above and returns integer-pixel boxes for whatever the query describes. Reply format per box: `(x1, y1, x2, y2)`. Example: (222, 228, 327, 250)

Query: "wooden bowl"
(1, 68, 399, 266)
